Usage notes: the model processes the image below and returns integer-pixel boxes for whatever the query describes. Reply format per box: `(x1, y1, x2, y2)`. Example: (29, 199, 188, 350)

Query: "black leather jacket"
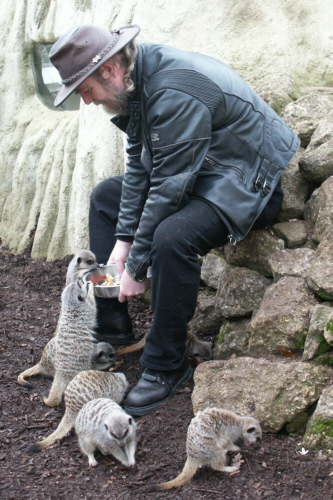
(111, 43, 300, 281)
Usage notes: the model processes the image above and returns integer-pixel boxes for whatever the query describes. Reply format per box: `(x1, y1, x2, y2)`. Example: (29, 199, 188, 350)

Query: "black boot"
(94, 296, 135, 345)
(124, 359, 193, 416)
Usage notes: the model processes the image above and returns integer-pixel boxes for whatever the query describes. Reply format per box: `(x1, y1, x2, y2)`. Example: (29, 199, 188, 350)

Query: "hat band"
(61, 31, 120, 85)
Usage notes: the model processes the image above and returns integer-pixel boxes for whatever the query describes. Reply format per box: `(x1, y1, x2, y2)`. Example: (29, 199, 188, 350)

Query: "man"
(49, 24, 300, 416)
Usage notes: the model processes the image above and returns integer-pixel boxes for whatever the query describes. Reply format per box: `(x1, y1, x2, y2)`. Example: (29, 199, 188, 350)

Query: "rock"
(324, 310, 333, 346)
(200, 250, 232, 290)
(272, 220, 308, 248)
(302, 304, 333, 361)
(299, 113, 333, 184)
(255, 74, 302, 115)
(249, 277, 317, 355)
(213, 318, 251, 359)
(281, 94, 333, 148)
(215, 267, 272, 319)
(304, 177, 333, 244)
(192, 357, 332, 433)
(268, 248, 315, 281)
(189, 292, 224, 336)
(302, 386, 333, 449)
(278, 147, 310, 221)
(306, 229, 333, 300)
(224, 229, 285, 277)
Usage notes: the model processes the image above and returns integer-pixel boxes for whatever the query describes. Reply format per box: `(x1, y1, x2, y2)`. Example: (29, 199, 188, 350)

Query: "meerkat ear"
(77, 257, 82, 265)
(128, 417, 133, 425)
(247, 426, 256, 434)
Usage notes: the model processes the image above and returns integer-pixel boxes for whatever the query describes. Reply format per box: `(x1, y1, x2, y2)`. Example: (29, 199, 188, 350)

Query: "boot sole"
(124, 366, 193, 416)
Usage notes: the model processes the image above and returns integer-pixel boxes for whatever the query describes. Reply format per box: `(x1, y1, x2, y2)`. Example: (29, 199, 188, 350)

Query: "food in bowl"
(101, 273, 121, 287)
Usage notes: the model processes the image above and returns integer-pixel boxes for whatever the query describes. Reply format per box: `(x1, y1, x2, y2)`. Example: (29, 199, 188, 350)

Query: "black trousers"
(89, 175, 282, 371)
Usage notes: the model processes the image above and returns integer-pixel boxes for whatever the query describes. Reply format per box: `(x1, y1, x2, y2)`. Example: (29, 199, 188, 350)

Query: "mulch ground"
(0, 247, 332, 500)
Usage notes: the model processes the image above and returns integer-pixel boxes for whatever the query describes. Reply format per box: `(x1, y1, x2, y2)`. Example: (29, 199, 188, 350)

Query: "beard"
(93, 80, 129, 116)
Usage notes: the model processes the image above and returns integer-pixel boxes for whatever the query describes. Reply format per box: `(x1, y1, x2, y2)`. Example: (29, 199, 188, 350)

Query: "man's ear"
(98, 61, 115, 81)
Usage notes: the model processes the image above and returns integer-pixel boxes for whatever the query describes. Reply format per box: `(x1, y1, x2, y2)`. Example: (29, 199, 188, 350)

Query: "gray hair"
(94, 40, 138, 96)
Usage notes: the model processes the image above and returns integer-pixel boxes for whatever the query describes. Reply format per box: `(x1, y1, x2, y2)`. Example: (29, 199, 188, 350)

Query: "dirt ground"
(0, 247, 332, 500)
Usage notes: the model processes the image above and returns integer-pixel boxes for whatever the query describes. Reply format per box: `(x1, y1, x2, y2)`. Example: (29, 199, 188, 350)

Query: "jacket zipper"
(204, 156, 245, 183)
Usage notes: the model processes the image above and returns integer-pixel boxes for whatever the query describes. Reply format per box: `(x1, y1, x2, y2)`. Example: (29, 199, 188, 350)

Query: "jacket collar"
(110, 44, 142, 137)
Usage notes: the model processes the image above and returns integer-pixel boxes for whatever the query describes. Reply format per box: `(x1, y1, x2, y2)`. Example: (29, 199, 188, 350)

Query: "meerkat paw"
(222, 465, 240, 473)
(88, 455, 98, 467)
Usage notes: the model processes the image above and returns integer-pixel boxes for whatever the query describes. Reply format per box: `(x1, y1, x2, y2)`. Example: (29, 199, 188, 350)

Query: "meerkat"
(150, 407, 262, 491)
(27, 370, 128, 452)
(75, 398, 137, 468)
(50, 250, 99, 339)
(17, 280, 115, 406)
(65, 249, 98, 286)
(117, 331, 212, 365)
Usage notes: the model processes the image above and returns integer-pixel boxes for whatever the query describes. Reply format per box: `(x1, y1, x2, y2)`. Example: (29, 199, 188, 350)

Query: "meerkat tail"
(149, 458, 198, 491)
(17, 364, 43, 388)
(116, 335, 146, 355)
(27, 408, 76, 452)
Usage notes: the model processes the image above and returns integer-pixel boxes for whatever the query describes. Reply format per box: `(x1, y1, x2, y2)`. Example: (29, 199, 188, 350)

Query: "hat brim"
(53, 25, 140, 107)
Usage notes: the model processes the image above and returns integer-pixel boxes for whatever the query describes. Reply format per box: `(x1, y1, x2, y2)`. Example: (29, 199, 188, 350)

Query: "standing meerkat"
(65, 249, 99, 286)
(17, 280, 115, 406)
(27, 370, 128, 452)
(150, 407, 262, 491)
(117, 331, 212, 366)
(75, 398, 137, 468)
(51, 250, 99, 339)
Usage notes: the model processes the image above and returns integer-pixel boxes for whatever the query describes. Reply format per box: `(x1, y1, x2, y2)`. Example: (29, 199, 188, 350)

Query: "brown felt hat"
(49, 24, 141, 107)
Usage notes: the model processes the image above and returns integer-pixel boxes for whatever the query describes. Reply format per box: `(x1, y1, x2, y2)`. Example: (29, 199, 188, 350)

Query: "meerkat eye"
(247, 427, 256, 434)
(87, 260, 95, 265)
(122, 429, 129, 439)
(104, 423, 108, 431)
(78, 295, 84, 302)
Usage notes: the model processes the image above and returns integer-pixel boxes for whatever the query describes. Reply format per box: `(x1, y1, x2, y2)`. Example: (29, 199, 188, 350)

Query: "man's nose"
(80, 93, 93, 105)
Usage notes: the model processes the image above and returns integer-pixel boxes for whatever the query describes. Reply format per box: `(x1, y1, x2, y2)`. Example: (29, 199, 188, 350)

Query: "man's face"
(75, 68, 129, 115)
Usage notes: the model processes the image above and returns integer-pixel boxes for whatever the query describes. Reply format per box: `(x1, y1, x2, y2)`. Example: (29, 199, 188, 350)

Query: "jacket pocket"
(203, 155, 245, 184)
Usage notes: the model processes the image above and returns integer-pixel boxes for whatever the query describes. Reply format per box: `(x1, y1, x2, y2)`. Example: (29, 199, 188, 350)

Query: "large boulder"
(192, 357, 332, 433)
(306, 228, 333, 300)
(213, 318, 251, 359)
(200, 250, 232, 290)
(268, 248, 315, 282)
(272, 220, 308, 248)
(299, 113, 333, 184)
(277, 147, 310, 221)
(188, 292, 224, 336)
(302, 304, 333, 361)
(304, 177, 333, 245)
(248, 276, 317, 355)
(281, 93, 333, 148)
(302, 386, 333, 449)
(224, 229, 285, 277)
(215, 266, 272, 319)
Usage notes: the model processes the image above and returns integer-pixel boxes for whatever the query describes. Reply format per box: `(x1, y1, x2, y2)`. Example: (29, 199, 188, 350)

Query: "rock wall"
(0, 0, 333, 258)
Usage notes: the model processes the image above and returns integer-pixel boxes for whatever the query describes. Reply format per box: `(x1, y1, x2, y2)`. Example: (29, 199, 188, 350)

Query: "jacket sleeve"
(124, 88, 212, 281)
(115, 137, 150, 240)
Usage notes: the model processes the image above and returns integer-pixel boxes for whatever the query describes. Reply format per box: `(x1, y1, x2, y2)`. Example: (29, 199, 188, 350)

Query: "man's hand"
(118, 269, 149, 303)
(107, 240, 132, 275)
